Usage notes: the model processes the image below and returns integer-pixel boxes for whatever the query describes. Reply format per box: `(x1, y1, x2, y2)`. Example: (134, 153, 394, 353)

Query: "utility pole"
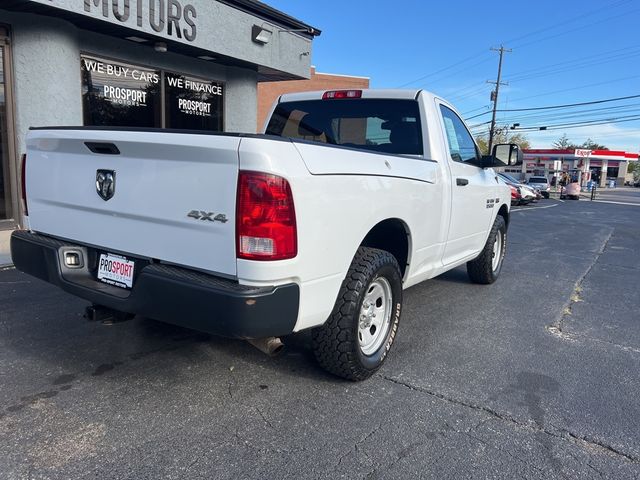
(487, 45, 511, 154)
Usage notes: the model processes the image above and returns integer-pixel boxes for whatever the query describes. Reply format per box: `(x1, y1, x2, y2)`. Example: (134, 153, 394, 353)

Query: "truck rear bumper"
(10, 230, 299, 339)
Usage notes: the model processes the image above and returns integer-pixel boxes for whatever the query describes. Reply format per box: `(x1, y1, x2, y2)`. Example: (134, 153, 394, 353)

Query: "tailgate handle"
(456, 178, 469, 186)
(85, 142, 120, 155)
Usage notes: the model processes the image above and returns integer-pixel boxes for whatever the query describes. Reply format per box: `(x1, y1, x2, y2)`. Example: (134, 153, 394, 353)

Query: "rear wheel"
(312, 247, 403, 381)
(467, 215, 506, 284)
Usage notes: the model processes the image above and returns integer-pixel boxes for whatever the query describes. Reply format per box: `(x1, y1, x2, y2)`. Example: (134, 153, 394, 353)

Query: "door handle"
(456, 178, 469, 186)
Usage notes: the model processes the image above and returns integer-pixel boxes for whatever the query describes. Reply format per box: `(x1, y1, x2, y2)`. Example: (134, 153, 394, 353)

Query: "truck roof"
(278, 89, 436, 103)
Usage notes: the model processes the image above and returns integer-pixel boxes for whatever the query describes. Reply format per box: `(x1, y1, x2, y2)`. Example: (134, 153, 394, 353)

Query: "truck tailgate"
(25, 129, 240, 277)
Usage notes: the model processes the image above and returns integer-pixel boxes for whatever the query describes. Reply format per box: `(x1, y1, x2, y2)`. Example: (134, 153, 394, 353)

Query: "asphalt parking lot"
(1, 189, 639, 479)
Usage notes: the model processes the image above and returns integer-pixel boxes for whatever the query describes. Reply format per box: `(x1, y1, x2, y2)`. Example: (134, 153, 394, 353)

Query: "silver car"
(527, 176, 551, 199)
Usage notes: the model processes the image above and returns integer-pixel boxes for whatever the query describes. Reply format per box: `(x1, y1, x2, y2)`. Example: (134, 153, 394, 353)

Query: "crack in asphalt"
(546, 326, 640, 355)
(379, 374, 640, 466)
(544, 227, 640, 356)
(327, 423, 384, 476)
(463, 429, 550, 478)
(549, 229, 613, 335)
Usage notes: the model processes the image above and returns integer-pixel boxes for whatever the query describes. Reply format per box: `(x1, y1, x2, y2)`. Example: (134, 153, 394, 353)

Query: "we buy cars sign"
(574, 149, 592, 157)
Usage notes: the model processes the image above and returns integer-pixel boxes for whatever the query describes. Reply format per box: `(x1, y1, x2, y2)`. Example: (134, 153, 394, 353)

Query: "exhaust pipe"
(247, 337, 285, 357)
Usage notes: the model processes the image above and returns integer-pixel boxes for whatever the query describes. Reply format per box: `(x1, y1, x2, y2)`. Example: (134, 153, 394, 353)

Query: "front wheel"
(312, 247, 403, 381)
(466, 215, 507, 284)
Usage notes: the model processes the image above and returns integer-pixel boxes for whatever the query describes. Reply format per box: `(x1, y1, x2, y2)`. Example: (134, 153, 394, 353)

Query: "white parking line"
(589, 200, 640, 207)
(512, 204, 559, 212)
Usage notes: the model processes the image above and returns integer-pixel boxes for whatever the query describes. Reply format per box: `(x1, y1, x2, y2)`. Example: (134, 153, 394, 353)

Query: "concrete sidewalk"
(0, 230, 12, 266)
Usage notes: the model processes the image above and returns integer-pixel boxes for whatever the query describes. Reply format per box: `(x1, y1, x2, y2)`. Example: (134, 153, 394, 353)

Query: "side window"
(439, 105, 479, 163)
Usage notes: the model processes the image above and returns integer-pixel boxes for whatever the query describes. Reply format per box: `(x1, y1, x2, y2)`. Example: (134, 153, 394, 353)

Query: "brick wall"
(257, 67, 369, 131)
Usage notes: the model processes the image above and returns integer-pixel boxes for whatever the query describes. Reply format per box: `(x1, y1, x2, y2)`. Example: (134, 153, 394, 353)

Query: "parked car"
(497, 172, 534, 205)
(527, 176, 550, 198)
(12, 88, 523, 381)
(498, 177, 521, 206)
(530, 185, 543, 201)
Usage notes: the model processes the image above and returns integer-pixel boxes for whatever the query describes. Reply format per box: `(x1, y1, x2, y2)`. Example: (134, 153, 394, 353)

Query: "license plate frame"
(97, 253, 135, 289)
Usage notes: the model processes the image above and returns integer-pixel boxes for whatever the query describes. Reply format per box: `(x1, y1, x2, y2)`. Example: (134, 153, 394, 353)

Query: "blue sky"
(267, 0, 640, 152)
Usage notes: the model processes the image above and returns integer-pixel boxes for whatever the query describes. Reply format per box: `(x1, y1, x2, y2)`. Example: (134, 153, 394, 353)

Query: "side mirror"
(492, 143, 523, 166)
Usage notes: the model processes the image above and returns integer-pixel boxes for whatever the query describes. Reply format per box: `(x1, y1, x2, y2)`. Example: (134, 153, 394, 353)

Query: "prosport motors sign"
(166, 75, 222, 117)
(84, 0, 197, 41)
(81, 55, 224, 131)
(82, 57, 158, 107)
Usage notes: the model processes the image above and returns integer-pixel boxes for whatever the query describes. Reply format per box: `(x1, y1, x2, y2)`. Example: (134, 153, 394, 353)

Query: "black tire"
(466, 215, 506, 285)
(312, 247, 403, 381)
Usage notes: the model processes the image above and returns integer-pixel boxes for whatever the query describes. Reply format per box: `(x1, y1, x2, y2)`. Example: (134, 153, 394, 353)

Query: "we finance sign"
(83, 0, 197, 41)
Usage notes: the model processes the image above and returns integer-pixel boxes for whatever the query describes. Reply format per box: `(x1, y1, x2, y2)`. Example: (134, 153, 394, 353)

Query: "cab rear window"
(266, 99, 423, 156)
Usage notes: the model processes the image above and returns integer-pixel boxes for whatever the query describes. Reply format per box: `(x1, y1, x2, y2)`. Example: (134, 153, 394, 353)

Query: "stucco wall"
(225, 67, 258, 133)
(9, 13, 83, 157)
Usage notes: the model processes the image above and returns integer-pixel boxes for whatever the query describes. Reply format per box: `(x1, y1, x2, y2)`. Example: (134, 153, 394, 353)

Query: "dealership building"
(0, 0, 320, 232)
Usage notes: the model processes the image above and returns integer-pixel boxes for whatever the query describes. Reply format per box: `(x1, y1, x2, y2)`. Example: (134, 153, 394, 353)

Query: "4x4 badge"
(96, 170, 116, 201)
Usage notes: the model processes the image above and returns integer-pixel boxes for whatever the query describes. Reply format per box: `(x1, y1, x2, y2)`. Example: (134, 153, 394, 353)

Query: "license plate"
(97, 253, 135, 289)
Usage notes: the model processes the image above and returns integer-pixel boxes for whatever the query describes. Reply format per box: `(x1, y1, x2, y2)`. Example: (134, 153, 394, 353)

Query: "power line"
(511, 4, 639, 51)
(417, 56, 495, 89)
(396, 51, 491, 88)
(497, 93, 640, 114)
(508, 48, 640, 83)
(499, 103, 640, 124)
(504, 0, 632, 46)
(496, 75, 640, 105)
(462, 105, 491, 115)
(447, 85, 493, 102)
(509, 114, 640, 132)
(395, 0, 634, 91)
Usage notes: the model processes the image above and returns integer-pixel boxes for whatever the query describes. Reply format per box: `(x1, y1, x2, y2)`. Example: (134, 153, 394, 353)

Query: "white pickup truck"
(12, 89, 521, 381)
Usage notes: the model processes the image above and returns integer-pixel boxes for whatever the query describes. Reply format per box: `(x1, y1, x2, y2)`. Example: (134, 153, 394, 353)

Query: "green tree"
(475, 130, 531, 155)
(475, 135, 488, 155)
(628, 161, 640, 180)
(581, 138, 608, 150)
(553, 133, 573, 149)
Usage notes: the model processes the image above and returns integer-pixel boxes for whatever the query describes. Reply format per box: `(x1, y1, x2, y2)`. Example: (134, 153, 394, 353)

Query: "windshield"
(266, 99, 423, 156)
(499, 173, 520, 184)
(529, 177, 548, 184)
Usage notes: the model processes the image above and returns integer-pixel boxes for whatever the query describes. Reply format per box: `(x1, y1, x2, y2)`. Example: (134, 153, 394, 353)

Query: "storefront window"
(82, 56, 161, 128)
(81, 55, 224, 131)
(0, 44, 12, 221)
(165, 73, 223, 131)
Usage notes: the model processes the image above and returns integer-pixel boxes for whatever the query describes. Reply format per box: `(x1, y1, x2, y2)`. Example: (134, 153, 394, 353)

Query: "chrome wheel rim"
(492, 231, 503, 271)
(358, 277, 393, 356)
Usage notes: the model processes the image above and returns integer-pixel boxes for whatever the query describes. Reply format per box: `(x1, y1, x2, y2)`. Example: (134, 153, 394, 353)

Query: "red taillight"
(509, 185, 520, 199)
(20, 154, 28, 216)
(322, 90, 362, 100)
(237, 171, 297, 261)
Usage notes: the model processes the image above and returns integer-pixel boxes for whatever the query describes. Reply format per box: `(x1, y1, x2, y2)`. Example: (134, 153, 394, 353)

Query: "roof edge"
(217, 0, 321, 38)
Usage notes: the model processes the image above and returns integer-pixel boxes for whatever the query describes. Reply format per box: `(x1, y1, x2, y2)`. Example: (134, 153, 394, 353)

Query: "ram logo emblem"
(96, 170, 116, 201)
